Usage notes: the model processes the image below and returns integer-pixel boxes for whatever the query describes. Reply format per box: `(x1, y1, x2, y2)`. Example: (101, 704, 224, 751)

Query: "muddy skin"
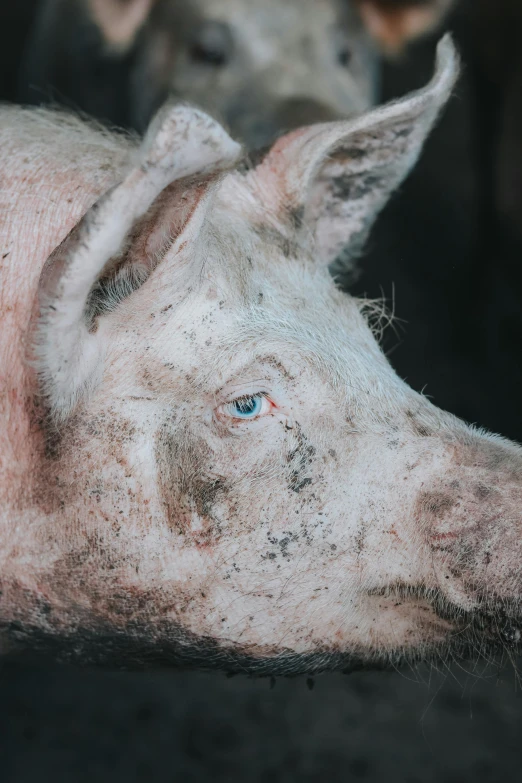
(252, 224, 301, 260)
(2, 584, 520, 675)
(0, 617, 369, 675)
(368, 584, 522, 657)
(27, 418, 522, 676)
(415, 436, 522, 600)
(155, 425, 230, 544)
(286, 424, 316, 493)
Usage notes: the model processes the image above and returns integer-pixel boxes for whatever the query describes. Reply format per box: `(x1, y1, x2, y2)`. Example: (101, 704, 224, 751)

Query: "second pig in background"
(19, 0, 452, 148)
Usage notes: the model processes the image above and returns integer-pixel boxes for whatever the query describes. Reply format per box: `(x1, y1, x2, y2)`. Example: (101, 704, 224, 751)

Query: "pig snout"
(417, 434, 522, 632)
(232, 98, 345, 150)
(277, 97, 344, 123)
(272, 98, 345, 134)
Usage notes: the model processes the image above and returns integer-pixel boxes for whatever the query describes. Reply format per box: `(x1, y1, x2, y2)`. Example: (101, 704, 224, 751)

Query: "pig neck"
(0, 147, 125, 550)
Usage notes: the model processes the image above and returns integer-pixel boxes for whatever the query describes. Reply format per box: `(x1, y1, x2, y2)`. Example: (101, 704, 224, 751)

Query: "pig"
(19, 0, 453, 148)
(2, 37, 522, 673)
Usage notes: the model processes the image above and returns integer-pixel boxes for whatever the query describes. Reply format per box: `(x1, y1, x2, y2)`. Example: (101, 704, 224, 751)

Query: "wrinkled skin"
(20, 0, 450, 149)
(2, 38, 522, 673)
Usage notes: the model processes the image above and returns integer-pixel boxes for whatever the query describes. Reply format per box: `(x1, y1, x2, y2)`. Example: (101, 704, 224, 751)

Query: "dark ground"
(2, 1, 522, 781)
(1, 658, 522, 783)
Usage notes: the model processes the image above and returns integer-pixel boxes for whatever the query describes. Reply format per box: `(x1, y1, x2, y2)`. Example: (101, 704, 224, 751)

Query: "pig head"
(20, 0, 452, 149)
(2, 37, 522, 673)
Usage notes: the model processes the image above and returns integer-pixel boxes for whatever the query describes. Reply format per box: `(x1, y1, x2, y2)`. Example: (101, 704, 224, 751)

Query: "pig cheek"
(30, 412, 337, 641)
(195, 468, 366, 645)
(152, 429, 349, 642)
(153, 419, 306, 548)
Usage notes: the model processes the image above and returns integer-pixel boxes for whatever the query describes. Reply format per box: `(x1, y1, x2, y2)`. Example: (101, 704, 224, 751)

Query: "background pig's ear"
(254, 35, 457, 270)
(87, 0, 156, 51)
(356, 0, 454, 55)
(37, 102, 241, 419)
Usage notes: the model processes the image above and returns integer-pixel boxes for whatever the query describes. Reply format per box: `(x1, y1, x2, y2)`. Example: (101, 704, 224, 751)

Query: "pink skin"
(1, 38, 521, 672)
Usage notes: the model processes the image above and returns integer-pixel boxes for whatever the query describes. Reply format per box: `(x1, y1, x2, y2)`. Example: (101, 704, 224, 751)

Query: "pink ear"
(250, 35, 458, 270)
(37, 102, 241, 418)
(123, 178, 216, 274)
(88, 0, 156, 50)
(357, 0, 455, 54)
(356, 0, 455, 55)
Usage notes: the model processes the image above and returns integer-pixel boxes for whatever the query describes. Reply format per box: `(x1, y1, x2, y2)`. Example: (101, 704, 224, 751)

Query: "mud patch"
(286, 424, 315, 493)
(417, 490, 457, 521)
(405, 409, 433, 438)
(32, 406, 140, 517)
(253, 223, 301, 259)
(155, 424, 228, 546)
(331, 172, 382, 202)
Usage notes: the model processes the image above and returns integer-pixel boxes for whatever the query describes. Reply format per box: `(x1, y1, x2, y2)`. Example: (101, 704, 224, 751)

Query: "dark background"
(2, 1, 522, 781)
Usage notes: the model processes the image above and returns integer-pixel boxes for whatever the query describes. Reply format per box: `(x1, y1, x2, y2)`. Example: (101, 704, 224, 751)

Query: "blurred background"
(2, 0, 522, 780)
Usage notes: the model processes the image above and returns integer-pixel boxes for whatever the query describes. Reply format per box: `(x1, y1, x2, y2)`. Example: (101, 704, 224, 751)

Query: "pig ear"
(254, 35, 458, 270)
(38, 102, 241, 419)
(357, 0, 454, 55)
(87, 0, 156, 51)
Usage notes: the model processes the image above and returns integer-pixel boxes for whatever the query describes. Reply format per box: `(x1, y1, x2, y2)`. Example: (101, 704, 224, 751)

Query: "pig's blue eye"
(219, 392, 273, 422)
(230, 395, 263, 418)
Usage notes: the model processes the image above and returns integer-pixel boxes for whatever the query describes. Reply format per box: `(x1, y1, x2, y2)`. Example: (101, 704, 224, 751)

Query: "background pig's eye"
(189, 22, 233, 67)
(226, 393, 271, 420)
(332, 27, 353, 68)
(338, 48, 352, 68)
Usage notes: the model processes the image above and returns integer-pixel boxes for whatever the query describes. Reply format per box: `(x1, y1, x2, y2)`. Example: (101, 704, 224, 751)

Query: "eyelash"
(223, 392, 273, 421)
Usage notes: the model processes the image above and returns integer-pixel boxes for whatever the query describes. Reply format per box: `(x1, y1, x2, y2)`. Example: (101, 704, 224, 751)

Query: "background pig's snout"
(273, 98, 345, 130)
(229, 99, 344, 150)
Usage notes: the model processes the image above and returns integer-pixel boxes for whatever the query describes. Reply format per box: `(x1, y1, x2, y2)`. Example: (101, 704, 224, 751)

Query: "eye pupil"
(235, 396, 259, 416)
(338, 48, 352, 67)
(229, 394, 265, 419)
(190, 22, 231, 67)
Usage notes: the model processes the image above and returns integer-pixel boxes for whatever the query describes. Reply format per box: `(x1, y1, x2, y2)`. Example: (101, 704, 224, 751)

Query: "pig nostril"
(191, 43, 227, 67)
